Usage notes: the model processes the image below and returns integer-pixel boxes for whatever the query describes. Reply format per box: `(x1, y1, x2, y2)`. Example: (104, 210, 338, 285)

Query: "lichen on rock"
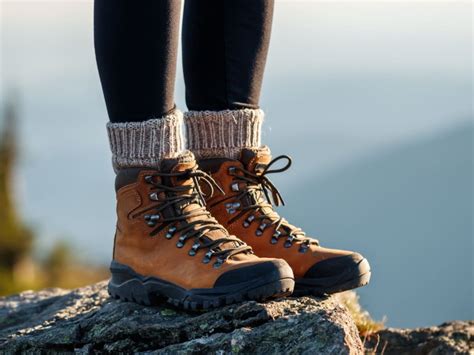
(364, 321, 474, 355)
(0, 281, 363, 354)
(2, 281, 471, 354)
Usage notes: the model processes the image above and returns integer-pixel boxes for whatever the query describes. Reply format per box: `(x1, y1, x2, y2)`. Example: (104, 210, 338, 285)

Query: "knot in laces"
(219, 155, 320, 251)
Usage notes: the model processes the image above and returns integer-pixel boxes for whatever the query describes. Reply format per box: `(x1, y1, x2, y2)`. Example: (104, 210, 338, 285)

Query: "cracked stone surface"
(365, 321, 474, 355)
(2, 281, 470, 354)
(0, 281, 363, 354)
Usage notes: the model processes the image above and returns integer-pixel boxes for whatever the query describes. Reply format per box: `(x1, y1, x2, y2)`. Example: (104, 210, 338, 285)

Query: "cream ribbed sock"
(184, 108, 264, 160)
(106, 110, 184, 170)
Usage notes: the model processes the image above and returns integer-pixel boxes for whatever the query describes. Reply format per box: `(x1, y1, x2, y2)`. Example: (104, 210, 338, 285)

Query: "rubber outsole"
(293, 257, 371, 296)
(108, 261, 295, 310)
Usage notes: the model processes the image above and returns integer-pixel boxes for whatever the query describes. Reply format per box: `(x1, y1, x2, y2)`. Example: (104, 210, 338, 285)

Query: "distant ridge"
(285, 121, 473, 327)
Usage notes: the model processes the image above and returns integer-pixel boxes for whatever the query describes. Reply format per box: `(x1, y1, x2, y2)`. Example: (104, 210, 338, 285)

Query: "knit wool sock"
(184, 108, 264, 160)
(106, 110, 184, 170)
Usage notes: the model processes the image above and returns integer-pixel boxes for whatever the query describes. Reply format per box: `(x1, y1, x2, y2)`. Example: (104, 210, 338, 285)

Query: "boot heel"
(108, 261, 158, 306)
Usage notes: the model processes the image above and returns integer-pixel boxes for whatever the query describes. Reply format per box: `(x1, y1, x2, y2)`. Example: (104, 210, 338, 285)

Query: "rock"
(364, 321, 474, 354)
(0, 281, 363, 354)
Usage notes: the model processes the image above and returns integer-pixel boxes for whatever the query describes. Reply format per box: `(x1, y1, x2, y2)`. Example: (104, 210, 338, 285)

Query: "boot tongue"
(240, 146, 272, 174)
(159, 151, 197, 211)
(160, 150, 196, 174)
(160, 152, 241, 253)
(240, 146, 276, 216)
(159, 150, 198, 189)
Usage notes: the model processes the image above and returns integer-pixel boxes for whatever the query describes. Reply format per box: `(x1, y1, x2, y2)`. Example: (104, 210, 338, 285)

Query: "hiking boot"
(198, 147, 371, 296)
(108, 152, 294, 310)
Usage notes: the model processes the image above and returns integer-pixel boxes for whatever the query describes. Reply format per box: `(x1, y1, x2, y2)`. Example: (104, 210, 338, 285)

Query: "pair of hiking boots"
(109, 147, 371, 310)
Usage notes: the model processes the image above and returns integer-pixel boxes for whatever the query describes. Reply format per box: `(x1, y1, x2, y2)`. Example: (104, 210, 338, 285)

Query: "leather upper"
(113, 159, 280, 290)
(200, 148, 354, 279)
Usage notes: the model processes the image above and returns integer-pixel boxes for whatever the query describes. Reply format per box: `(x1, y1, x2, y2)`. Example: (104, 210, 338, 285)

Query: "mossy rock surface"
(0, 281, 363, 354)
(364, 321, 474, 355)
(1, 281, 471, 354)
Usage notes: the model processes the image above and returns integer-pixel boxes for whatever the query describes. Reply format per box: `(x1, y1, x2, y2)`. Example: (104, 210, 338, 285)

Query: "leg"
(95, 0, 184, 168)
(182, 1, 371, 296)
(95, 1, 294, 309)
(94, 0, 181, 123)
(182, 0, 274, 159)
(182, 0, 274, 111)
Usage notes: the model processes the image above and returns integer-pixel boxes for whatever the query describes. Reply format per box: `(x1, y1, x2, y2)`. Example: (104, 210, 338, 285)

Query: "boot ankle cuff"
(107, 110, 184, 170)
(184, 108, 264, 160)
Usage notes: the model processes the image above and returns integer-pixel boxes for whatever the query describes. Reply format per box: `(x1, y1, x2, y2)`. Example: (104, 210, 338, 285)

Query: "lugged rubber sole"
(293, 257, 371, 296)
(108, 261, 295, 310)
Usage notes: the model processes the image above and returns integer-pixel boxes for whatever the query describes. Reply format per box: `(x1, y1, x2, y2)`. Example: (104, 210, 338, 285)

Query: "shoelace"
(213, 155, 319, 252)
(132, 168, 252, 267)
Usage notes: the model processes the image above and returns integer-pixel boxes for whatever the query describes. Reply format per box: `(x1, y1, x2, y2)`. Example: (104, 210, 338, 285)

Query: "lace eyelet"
(271, 231, 281, 241)
(298, 244, 309, 253)
(144, 175, 153, 183)
(284, 235, 295, 248)
(188, 243, 200, 256)
(202, 250, 214, 264)
(176, 234, 187, 248)
(228, 166, 236, 174)
(231, 182, 240, 192)
(145, 214, 160, 226)
(225, 202, 240, 214)
(255, 223, 267, 236)
(149, 192, 159, 201)
(243, 215, 255, 228)
(165, 226, 177, 239)
(213, 259, 224, 268)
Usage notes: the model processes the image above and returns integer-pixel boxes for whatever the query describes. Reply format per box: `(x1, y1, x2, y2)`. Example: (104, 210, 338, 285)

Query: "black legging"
(94, 0, 274, 123)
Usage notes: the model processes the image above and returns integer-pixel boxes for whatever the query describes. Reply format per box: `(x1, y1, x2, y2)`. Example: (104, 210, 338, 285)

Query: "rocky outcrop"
(365, 321, 474, 355)
(0, 281, 363, 354)
(1, 281, 472, 354)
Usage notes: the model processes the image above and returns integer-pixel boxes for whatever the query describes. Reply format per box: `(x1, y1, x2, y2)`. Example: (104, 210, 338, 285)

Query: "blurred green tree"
(0, 99, 33, 289)
(44, 241, 71, 285)
(0, 97, 108, 295)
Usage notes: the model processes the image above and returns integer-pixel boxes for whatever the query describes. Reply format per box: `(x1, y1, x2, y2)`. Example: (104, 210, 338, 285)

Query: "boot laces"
(133, 168, 252, 266)
(215, 155, 319, 251)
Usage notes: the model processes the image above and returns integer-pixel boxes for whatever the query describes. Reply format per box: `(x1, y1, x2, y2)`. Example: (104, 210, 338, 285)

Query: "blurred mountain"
(283, 120, 473, 328)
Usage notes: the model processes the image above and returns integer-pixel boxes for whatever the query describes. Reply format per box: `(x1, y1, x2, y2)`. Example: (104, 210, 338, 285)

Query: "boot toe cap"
(304, 252, 370, 280)
(214, 259, 293, 288)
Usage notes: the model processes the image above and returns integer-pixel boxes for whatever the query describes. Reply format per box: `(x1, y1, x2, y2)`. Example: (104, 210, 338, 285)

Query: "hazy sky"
(0, 1, 472, 328)
(2, 1, 471, 142)
(2, 2, 471, 81)
(1, 0, 471, 268)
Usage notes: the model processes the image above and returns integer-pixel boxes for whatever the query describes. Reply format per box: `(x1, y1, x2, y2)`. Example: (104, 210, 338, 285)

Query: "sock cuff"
(184, 108, 264, 159)
(107, 110, 184, 170)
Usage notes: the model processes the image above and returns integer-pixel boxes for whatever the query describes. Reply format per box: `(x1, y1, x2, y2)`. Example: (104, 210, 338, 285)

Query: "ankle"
(184, 108, 264, 160)
(107, 110, 184, 171)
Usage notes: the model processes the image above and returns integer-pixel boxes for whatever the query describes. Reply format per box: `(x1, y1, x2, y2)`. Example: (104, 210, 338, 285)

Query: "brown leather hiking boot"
(108, 152, 294, 310)
(198, 147, 371, 296)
